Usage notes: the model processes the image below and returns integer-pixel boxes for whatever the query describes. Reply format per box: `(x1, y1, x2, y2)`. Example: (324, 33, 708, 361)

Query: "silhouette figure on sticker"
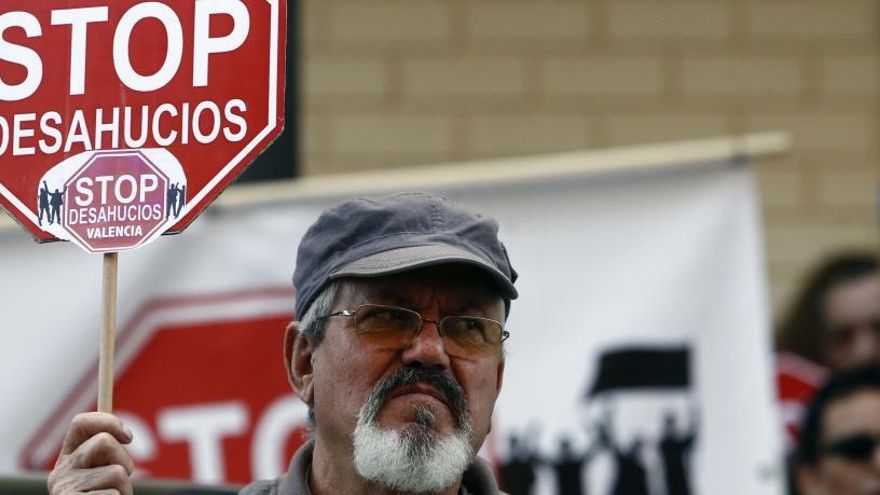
(176, 184, 186, 217)
(659, 411, 697, 495)
(500, 431, 539, 495)
(167, 183, 185, 219)
(597, 411, 649, 495)
(48, 186, 67, 225)
(38, 181, 51, 226)
(166, 183, 178, 218)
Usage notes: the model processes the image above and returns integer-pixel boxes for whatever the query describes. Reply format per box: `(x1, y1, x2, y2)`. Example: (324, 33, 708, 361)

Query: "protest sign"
(0, 0, 286, 415)
(0, 0, 286, 251)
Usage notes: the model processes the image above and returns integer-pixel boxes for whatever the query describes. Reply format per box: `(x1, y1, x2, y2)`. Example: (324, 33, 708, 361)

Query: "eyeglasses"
(317, 304, 509, 358)
(823, 433, 880, 462)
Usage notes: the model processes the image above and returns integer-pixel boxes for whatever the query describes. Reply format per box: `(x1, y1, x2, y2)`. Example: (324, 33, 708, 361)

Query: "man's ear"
(284, 321, 315, 404)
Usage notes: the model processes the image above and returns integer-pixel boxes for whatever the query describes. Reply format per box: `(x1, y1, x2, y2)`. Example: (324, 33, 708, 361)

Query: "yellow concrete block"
(604, 113, 730, 146)
(608, 2, 731, 40)
(469, 115, 591, 156)
(330, 115, 453, 155)
(316, 154, 453, 175)
(329, 2, 450, 44)
(747, 111, 876, 153)
(765, 223, 878, 266)
(301, 115, 328, 155)
(467, 3, 589, 42)
(821, 55, 880, 95)
(754, 168, 804, 209)
(682, 56, 803, 97)
(304, 58, 388, 99)
(404, 58, 526, 98)
(544, 56, 664, 97)
(748, 1, 875, 39)
(817, 170, 878, 208)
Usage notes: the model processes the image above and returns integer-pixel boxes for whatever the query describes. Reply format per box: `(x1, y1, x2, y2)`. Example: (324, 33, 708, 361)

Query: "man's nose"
(401, 319, 451, 369)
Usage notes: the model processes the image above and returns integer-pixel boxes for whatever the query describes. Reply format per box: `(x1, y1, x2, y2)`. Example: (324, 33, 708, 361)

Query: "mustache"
(361, 367, 470, 430)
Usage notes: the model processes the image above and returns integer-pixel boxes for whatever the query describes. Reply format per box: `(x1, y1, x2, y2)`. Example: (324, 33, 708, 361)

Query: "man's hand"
(47, 412, 134, 495)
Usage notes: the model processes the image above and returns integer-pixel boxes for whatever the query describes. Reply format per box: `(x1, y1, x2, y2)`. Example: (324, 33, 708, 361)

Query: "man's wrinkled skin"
(47, 412, 135, 495)
(287, 266, 505, 494)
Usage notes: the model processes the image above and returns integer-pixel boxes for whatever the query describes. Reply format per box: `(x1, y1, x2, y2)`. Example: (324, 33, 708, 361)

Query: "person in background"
(777, 252, 879, 371)
(795, 367, 880, 495)
(777, 252, 879, 495)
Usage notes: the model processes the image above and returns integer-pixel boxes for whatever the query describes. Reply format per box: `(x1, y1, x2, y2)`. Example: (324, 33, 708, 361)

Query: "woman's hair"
(776, 252, 878, 364)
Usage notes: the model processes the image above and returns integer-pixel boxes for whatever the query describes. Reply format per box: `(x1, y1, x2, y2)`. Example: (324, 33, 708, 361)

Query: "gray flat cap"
(292, 192, 518, 319)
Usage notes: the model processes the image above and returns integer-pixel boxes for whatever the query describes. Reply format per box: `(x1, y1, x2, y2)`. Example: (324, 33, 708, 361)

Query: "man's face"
(824, 273, 880, 371)
(800, 390, 880, 495)
(307, 265, 506, 457)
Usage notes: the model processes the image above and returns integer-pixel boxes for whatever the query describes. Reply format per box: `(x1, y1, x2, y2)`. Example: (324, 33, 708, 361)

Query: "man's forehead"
(335, 265, 505, 309)
(823, 389, 880, 440)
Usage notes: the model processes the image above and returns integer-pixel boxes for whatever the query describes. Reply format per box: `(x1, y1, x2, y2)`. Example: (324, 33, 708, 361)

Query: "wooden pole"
(98, 252, 118, 413)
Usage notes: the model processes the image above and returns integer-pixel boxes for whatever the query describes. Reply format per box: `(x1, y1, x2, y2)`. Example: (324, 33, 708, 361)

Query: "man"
(48, 192, 517, 495)
(796, 367, 880, 495)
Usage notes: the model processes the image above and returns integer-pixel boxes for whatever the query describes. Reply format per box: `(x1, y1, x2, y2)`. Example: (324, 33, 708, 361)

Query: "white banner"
(0, 153, 783, 494)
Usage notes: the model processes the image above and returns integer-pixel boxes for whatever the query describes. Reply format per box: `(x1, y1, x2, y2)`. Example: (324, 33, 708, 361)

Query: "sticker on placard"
(37, 148, 186, 252)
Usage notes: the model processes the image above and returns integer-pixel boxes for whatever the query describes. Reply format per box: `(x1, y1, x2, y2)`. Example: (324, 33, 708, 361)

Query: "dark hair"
(776, 252, 878, 364)
(797, 366, 880, 466)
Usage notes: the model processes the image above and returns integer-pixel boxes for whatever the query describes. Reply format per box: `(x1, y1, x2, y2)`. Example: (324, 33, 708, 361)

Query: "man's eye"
(360, 307, 411, 325)
(386, 309, 409, 321)
(462, 318, 485, 332)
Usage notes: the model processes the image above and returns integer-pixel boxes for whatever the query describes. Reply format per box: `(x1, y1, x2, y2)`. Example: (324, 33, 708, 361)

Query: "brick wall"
(300, 0, 880, 314)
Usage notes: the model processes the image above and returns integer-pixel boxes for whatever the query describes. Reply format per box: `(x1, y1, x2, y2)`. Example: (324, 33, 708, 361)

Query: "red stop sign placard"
(0, 0, 286, 252)
(21, 288, 309, 485)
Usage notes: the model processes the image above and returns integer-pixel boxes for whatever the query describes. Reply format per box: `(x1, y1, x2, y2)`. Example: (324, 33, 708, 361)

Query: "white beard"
(352, 405, 474, 494)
